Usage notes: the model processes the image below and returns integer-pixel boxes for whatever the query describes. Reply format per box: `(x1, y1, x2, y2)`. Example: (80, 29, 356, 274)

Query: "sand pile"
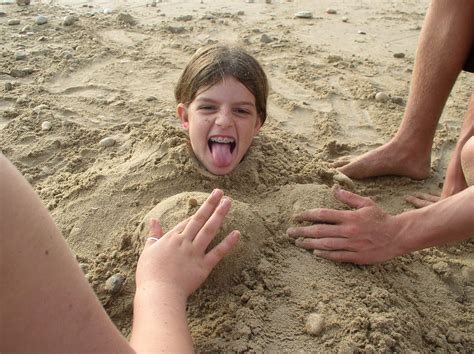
(1, 0, 472, 351)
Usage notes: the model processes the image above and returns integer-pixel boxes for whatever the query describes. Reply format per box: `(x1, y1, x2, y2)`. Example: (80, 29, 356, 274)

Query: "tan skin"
(287, 139, 474, 264)
(336, 0, 474, 202)
(0, 154, 239, 353)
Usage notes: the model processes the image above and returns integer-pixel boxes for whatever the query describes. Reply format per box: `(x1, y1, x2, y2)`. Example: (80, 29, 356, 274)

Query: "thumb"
(332, 185, 374, 209)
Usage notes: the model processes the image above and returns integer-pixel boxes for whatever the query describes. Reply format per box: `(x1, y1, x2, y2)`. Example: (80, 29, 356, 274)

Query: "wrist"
(134, 280, 188, 306)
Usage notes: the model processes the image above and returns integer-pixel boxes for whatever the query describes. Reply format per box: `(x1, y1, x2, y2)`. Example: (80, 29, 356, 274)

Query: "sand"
(1, 0, 473, 351)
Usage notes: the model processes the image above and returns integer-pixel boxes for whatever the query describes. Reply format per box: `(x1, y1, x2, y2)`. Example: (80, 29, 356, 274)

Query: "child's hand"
(135, 189, 240, 300)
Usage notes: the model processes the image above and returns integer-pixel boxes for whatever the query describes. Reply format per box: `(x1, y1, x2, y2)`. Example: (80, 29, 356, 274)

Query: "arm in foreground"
(0, 154, 239, 353)
(287, 185, 474, 265)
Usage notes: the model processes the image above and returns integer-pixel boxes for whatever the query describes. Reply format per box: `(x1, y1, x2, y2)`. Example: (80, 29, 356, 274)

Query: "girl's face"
(177, 76, 262, 175)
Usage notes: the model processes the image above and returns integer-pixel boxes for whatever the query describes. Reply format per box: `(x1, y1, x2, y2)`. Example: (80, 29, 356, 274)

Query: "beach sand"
(1, 0, 473, 351)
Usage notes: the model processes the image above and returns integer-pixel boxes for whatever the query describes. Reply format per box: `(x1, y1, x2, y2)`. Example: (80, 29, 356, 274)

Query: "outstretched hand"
(135, 189, 240, 299)
(287, 186, 401, 264)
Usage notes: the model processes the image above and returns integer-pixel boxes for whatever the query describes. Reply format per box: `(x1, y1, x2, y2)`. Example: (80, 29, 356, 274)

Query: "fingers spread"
(193, 197, 232, 252)
(182, 189, 224, 240)
(205, 230, 240, 270)
(332, 186, 373, 209)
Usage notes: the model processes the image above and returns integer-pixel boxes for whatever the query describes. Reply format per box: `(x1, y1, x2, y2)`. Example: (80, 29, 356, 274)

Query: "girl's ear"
(176, 103, 189, 130)
(253, 116, 263, 135)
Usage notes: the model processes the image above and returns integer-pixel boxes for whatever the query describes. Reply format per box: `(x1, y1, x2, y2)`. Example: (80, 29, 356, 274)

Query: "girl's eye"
(198, 105, 215, 111)
(235, 108, 250, 115)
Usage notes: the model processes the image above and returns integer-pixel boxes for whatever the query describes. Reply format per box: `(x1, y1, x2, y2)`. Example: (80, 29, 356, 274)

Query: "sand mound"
(138, 191, 269, 289)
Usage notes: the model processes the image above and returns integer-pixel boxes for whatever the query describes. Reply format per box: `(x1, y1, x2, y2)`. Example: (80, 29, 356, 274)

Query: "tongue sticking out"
(211, 143, 233, 167)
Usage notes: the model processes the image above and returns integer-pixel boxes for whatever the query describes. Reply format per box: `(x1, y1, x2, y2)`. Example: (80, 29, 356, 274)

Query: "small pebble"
(188, 198, 198, 208)
(41, 121, 52, 131)
(33, 104, 49, 112)
(104, 8, 113, 14)
(393, 52, 405, 59)
(99, 137, 116, 147)
(145, 95, 157, 101)
(0, 11, 7, 17)
(342, 16, 348, 22)
(16, 94, 29, 104)
(391, 96, 404, 105)
(21, 25, 32, 33)
(8, 19, 21, 26)
(117, 13, 136, 25)
(14, 52, 27, 60)
(305, 313, 325, 336)
(375, 92, 389, 103)
(246, 0, 255, 3)
(104, 274, 125, 294)
(260, 33, 273, 43)
(5, 82, 13, 91)
(150, 0, 157, 7)
(35, 15, 48, 25)
(63, 15, 78, 26)
(294, 11, 313, 19)
(358, 30, 366, 35)
(326, 8, 337, 14)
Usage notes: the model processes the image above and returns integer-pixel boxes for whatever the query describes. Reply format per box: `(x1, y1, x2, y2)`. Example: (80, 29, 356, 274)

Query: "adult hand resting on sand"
(287, 185, 474, 265)
(1, 152, 239, 354)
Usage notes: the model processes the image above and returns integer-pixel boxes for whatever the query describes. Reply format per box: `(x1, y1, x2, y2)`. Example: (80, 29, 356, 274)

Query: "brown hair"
(174, 45, 269, 125)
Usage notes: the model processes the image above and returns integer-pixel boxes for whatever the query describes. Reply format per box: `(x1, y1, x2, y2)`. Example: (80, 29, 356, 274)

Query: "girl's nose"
(215, 108, 233, 127)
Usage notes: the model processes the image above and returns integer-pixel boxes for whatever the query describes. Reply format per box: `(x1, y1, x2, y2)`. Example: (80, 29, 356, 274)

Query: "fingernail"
(220, 197, 231, 207)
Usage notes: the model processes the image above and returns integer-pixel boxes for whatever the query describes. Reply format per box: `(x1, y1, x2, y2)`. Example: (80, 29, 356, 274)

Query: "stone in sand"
(391, 96, 404, 105)
(63, 15, 78, 26)
(393, 52, 405, 59)
(305, 313, 325, 335)
(14, 52, 27, 60)
(138, 192, 269, 289)
(5, 82, 13, 91)
(35, 16, 48, 25)
(375, 91, 389, 103)
(342, 16, 348, 22)
(326, 8, 337, 14)
(99, 137, 116, 147)
(8, 19, 21, 26)
(0, 11, 6, 17)
(260, 34, 273, 44)
(105, 274, 125, 294)
(294, 11, 313, 19)
(117, 13, 136, 26)
(41, 121, 52, 131)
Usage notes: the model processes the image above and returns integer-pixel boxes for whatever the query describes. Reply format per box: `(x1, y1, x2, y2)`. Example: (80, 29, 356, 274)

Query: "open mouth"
(208, 136, 236, 167)
(208, 136, 236, 153)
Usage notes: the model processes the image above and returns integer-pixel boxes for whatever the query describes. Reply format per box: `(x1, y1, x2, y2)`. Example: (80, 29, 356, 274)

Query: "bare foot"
(336, 139, 431, 180)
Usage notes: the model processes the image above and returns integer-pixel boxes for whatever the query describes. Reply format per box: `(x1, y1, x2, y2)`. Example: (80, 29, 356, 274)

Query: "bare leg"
(338, 0, 474, 180)
(442, 93, 474, 197)
(0, 155, 131, 353)
(461, 136, 474, 186)
(405, 94, 474, 208)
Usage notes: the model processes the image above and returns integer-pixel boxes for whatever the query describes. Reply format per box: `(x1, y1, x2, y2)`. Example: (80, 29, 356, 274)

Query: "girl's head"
(175, 45, 269, 175)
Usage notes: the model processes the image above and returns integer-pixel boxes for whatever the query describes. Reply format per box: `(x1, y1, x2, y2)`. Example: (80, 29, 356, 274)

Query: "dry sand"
(1, 0, 473, 351)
